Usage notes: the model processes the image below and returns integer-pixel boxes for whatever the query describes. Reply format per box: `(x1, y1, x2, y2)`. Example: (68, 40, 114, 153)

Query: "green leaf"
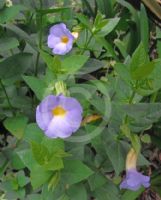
(61, 160, 93, 185)
(11, 151, 26, 170)
(0, 37, 19, 52)
(0, 5, 25, 24)
(23, 76, 47, 100)
(67, 184, 87, 200)
(17, 149, 37, 171)
(30, 165, 53, 189)
(41, 137, 64, 153)
(2, 24, 37, 50)
(17, 171, 29, 187)
(121, 188, 144, 200)
(104, 140, 126, 176)
(44, 155, 64, 171)
(95, 18, 120, 37)
(135, 59, 161, 95)
(61, 55, 89, 74)
(131, 60, 159, 80)
(88, 173, 107, 191)
(114, 39, 128, 58)
(141, 134, 151, 144)
(79, 58, 105, 74)
(31, 141, 50, 166)
(95, 37, 117, 59)
(93, 182, 120, 200)
(26, 194, 43, 200)
(123, 103, 161, 132)
(76, 13, 91, 29)
(0, 53, 32, 82)
(24, 123, 44, 143)
(114, 63, 131, 84)
(140, 4, 149, 51)
(40, 51, 61, 73)
(3, 116, 28, 139)
(48, 171, 60, 190)
(130, 42, 148, 72)
(57, 194, 70, 200)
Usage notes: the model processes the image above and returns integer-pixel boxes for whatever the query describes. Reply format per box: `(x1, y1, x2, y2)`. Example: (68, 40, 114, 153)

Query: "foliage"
(0, 0, 161, 199)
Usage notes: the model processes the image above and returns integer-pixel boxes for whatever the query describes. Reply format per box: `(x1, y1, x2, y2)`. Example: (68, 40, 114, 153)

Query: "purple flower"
(36, 95, 83, 138)
(120, 169, 150, 191)
(47, 23, 74, 55)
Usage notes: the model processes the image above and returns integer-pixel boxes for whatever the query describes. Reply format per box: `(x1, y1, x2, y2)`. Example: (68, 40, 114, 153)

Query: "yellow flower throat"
(52, 106, 67, 117)
(61, 36, 69, 44)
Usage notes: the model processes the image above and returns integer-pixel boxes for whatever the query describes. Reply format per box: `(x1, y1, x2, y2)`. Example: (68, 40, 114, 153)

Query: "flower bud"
(126, 148, 137, 170)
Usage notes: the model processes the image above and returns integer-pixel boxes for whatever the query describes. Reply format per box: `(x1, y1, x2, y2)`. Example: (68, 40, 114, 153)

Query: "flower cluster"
(36, 24, 82, 139)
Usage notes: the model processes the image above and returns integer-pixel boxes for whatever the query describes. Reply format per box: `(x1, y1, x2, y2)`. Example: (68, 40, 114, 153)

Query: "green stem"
(34, 0, 43, 76)
(150, 91, 158, 103)
(0, 79, 15, 115)
(124, 90, 136, 124)
(38, 0, 43, 50)
(34, 52, 40, 76)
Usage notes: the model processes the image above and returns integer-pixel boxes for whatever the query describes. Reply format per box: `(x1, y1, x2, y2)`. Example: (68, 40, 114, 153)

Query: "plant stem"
(35, 0, 43, 76)
(124, 90, 136, 124)
(35, 52, 40, 76)
(0, 79, 15, 115)
(150, 91, 158, 103)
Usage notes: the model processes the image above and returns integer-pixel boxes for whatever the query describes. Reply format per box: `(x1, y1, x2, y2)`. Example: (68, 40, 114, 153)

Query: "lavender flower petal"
(36, 94, 83, 139)
(120, 169, 150, 191)
(47, 23, 74, 55)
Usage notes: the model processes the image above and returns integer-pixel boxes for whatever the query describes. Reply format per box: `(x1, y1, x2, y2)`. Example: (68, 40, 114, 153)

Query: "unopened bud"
(55, 81, 69, 96)
(72, 32, 79, 40)
(5, 0, 13, 7)
(126, 148, 137, 170)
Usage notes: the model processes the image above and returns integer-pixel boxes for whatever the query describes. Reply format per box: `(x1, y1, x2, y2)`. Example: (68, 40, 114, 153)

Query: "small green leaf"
(17, 149, 37, 171)
(48, 171, 60, 191)
(95, 18, 120, 37)
(0, 37, 19, 52)
(4, 116, 28, 139)
(141, 134, 151, 144)
(0, 53, 32, 81)
(67, 184, 87, 200)
(88, 173, 107, 191)
(0, 5, 25, 24)
(44, 155, 64, 171)
(23, 76, 47, 100)
(17, 171, 29, 187)
(130, 42, 148, 72)
(61, 55, 89, 74)
(140, 4, 149, 51)
(40, 51, 61, 73)
(93, 182, 120, 200)
(104, 140, 126, 176)
(30, 165, 53, 189)
(61, 160, 93, 185)
(121, 187, 144, 200)
(31, 141, 50, 166)
(76, 13, 91, 29)
(41, 137, 64, 153)
(24, 123, 44, 143)
(131, 60, 158, 80)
